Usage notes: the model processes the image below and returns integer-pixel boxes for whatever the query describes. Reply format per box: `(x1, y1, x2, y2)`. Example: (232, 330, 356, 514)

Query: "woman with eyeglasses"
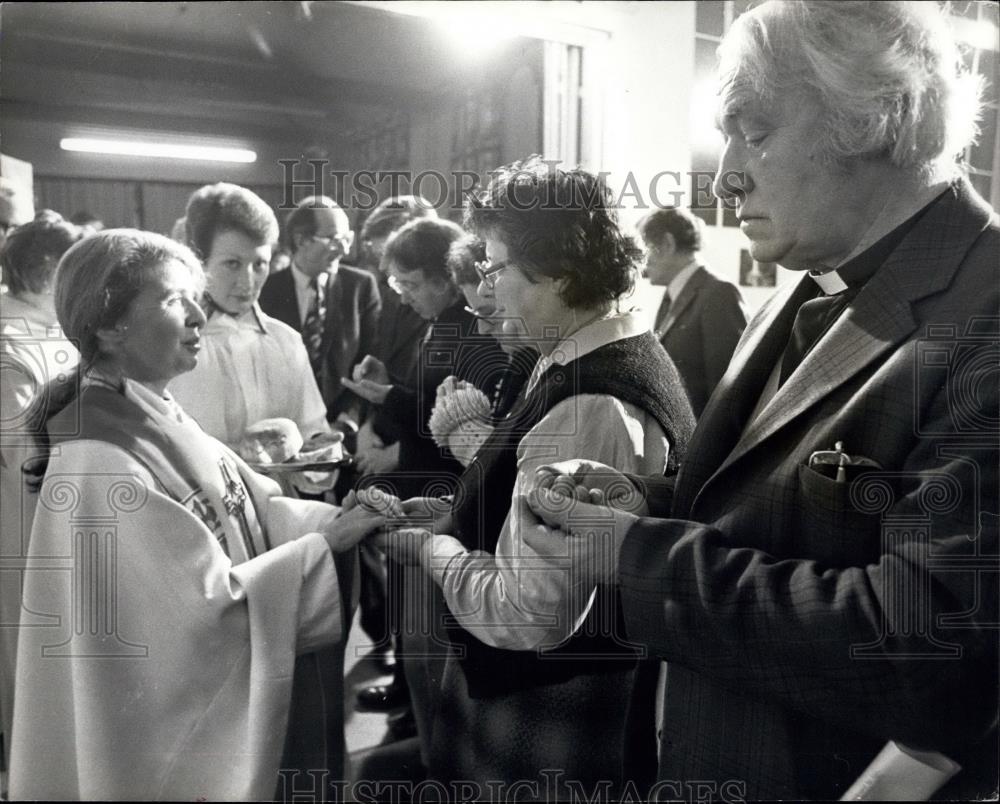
(373, 157, 697, 797)
(429, 233, 540, 465)
(7, 229, 387, 801)
(342, 216, 506, 767)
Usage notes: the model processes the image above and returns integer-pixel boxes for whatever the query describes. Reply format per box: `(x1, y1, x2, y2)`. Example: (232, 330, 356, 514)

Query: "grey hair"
(718, 0, 983, 176)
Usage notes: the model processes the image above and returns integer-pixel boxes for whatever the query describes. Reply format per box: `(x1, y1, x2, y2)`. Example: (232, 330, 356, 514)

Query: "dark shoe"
(356, 681, 410, 711)
(383, 707, 418, 743)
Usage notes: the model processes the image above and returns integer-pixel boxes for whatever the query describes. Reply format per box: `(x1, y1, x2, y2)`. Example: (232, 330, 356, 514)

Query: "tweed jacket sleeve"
(618, 186, 999, 766)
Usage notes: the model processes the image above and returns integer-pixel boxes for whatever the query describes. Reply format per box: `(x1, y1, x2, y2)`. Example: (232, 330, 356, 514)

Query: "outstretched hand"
(341, 376, 392, 405)
(534, 459, 649, 516)
(324, 488, 403, 553)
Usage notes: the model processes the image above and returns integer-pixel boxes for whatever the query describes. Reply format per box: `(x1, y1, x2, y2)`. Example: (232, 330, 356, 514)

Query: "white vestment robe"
(9, 378, 343, 801)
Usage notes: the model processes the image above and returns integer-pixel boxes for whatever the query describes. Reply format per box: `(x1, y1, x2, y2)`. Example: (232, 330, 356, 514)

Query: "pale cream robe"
(8, 379, 343, 801)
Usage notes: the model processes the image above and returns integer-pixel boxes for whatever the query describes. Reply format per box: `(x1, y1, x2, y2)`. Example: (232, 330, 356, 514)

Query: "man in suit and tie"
(513, 1, 998, 799)
(259, 196, 381, 437)
(640, 207, 747, 415)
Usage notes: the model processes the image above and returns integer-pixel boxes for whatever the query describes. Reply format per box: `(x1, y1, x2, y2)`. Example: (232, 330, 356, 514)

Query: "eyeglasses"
(309, 232, 351, 249)
(463, 304, 498, 320)
(387, 274, 422, 295)
(474, 259, 509, 289)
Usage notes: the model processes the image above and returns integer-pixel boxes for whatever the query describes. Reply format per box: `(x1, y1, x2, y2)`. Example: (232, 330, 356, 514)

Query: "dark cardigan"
(447, 330, 696, 698)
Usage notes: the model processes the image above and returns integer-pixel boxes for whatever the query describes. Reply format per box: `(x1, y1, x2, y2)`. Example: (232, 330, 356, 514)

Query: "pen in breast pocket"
(834, 441, 847, 483)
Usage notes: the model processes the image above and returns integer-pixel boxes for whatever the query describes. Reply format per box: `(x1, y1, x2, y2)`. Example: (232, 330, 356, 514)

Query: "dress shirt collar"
(526, 308, 649, 394)
(666, 260, 700, 302)
(202, 295, 268, 333)
(291, 260, 333, 291)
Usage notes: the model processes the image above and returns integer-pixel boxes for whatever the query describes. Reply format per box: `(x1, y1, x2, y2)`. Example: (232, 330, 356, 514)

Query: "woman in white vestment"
(0, 212, 82, 786)
(8, 230, 387, 801)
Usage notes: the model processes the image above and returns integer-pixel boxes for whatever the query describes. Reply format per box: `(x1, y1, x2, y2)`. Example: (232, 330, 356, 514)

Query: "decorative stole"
(51, 376, 271, 564)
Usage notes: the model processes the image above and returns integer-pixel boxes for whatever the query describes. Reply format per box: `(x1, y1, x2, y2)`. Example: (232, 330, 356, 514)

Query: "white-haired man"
(519, 1, 998, 799)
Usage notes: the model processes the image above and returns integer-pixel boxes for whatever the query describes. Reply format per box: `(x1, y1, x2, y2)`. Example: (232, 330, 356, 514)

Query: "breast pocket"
(795, 463, 884, 567)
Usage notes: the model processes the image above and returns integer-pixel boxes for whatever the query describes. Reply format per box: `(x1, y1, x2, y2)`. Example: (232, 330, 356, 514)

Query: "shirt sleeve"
(424, 393, 668, 651)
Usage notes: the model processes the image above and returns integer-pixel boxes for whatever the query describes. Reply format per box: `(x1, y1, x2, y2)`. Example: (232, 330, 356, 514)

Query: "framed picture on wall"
(740, 249, 777, 288)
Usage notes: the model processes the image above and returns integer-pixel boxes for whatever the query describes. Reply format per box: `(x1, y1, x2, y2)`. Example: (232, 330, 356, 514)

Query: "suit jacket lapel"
(658, 267, 705, 336)
(672, 276, 810, 513)
(270, 269, 301, 332)
(709, 179, 992, 481)
(320, 270, 342, 366)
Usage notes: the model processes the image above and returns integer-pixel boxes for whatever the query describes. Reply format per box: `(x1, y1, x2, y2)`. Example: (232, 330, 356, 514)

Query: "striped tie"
(303, 274, 325, 375)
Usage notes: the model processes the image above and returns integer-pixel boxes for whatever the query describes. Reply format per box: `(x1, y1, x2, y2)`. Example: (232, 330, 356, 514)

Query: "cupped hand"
(534, 459, 648, 516)
(518, 491, 635, 585)
(352, 354, 390, 385)
(400, 495, 453, 533)
(341, 376, 392, 405)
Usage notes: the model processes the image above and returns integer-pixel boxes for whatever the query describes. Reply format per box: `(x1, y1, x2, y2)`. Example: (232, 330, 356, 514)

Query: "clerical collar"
(808, 192, 937, 296)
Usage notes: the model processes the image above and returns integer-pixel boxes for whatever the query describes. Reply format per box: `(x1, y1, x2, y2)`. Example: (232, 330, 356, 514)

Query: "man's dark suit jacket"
(258, 263, 381, 422)
(655, 266, 746, 416)
(375, 275, 429, 392)
(620, 180, 999, 800)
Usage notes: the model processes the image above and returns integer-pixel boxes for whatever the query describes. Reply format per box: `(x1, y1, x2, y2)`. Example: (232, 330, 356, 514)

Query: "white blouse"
(422, 310, 671, 652)
(169, 304, 330, 448)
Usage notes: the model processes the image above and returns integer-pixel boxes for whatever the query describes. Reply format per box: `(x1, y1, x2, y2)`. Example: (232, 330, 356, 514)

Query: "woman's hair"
(55, 229, 203, 365)
(1, 211, 83, 295)
(446, 234, 487, 286)
(360, 195, 438, 244)
(464, 156, 639, 309)
(184, 183, 279, 261)
(718, 0, 983, 176)
(382, 217, 465, 283)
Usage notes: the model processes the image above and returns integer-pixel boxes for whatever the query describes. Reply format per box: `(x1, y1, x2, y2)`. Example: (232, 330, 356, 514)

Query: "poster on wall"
(0, 153, 36, 226)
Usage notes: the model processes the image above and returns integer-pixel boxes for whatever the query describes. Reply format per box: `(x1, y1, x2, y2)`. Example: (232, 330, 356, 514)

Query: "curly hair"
(382, 217, 465, 284)
(719, 1, 983, 176)
(55, 229, 204, 365)
(184, 183, 279, 261)
(1, 211, 83, 296)
(446, 234, 487, 287)
(464, 156, 639, 310)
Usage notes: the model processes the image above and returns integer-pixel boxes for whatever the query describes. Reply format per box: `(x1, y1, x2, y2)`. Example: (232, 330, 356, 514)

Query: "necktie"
(654, 291, 672, 334)
(302, 275, 325, 374)
(778, 288, 856, 385)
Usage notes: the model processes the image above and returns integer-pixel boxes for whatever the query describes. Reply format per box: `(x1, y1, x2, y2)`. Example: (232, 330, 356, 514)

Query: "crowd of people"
(0, 1, 997, 801)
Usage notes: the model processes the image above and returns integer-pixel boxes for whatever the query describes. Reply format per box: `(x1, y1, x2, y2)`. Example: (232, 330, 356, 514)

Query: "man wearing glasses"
(259, 195, 381, 436)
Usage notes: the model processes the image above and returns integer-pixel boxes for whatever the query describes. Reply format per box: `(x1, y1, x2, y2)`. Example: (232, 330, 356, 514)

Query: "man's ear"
(343, 230, 355, 252)
(659, 232, 678, 257)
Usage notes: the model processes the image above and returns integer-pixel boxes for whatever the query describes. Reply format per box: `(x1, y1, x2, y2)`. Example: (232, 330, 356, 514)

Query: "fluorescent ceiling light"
(60, 138, 256, 163)
(951, 16, 1000, 52)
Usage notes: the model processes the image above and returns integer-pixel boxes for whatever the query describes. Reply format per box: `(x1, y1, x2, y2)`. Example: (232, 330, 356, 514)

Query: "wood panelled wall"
(34, 177, 285, 237)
